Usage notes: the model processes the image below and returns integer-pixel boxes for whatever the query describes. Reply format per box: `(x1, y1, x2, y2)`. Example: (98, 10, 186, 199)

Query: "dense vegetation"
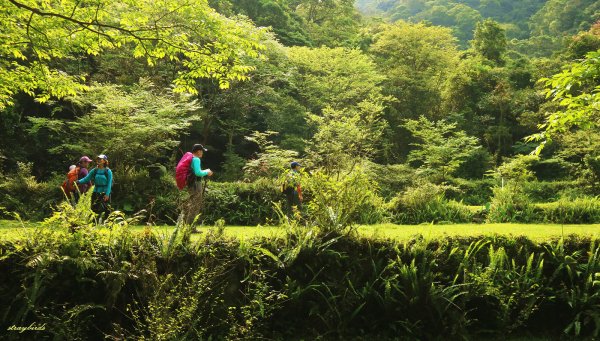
(1, 0, 600, 226)
(2, 216, 600, 339)
(0, 0, 600, 224)
(1, 0, 600, 338)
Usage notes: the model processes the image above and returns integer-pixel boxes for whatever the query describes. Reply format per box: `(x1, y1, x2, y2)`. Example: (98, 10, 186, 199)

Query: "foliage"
(404, 116, 481, 181)
(304, 168, 383, 233)
(368, 21, 460, 159)
(364, 0, 598, 60)
(494, 154, 539, 183)
(529, 0, 600, 38)
(388, 181, 473, 224)
(445, 178, 495, 206)
(8, 214, 600, 339)
(563, 23, 600, 60)
(487, 184, 536, 223)
(24, 81, 201, 176)
(243, 131, 299, 181)
(369, 21, 459, 120)
(0, 0, 268, 110)
(223, 0, 313, 46)
(537, 198, 600, 224)
(202, 179, 282, 226)
(364, 162, 417, 200)
(294, 0, 361, 47)
(471, 19, 508, 64)
(529, 50, 600, 153)
(0, 162, 61, 220)
(287, 46, 386, 113)
(522, 180, 581, 203)
(306, 103, 387, 173)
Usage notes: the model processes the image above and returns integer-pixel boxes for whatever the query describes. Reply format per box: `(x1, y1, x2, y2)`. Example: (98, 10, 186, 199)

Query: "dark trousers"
(185, 181, 204, 225)
(91, 192, 111, 219)
(284, 188, 301, 217)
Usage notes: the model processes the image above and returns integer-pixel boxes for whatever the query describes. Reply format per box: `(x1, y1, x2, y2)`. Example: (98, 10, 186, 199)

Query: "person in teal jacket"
(185, 144, 213, 224)
(77, 154, 113, 220)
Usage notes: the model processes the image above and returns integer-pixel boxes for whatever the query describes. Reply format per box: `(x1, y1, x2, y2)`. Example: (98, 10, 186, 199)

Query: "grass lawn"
(1, 220, 599, 242)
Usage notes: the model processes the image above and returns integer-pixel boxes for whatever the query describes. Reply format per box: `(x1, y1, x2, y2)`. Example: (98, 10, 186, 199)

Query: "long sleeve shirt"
(77, 167, 90, 193)
(191, 157, 209, 177)
(77, 167, 113, 196)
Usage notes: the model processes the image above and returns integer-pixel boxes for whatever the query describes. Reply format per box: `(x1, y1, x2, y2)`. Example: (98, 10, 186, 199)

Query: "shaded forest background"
(1, 0, 600, 223)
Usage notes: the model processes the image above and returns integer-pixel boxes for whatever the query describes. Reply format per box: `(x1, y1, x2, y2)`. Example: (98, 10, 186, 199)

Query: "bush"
(487, 184, 536, 223)
(3, 223, 600, 340)
(388, 182, 473, 224)
(522, 180, 580, 203)
(202, 178, 282, 225)
(112, 168, 183, 223)
(0, 164, 286, 225)
(304, 170, 387, 231)
(537, 197, 600, 224)
(365, 162, 417, 200)
(0, 162, 63, 220)
(530, 158, 571, 181)
(446, 178, 495, 205)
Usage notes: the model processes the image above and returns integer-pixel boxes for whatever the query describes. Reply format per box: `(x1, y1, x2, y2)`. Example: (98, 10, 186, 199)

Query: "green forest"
(1, 0, 600, 339)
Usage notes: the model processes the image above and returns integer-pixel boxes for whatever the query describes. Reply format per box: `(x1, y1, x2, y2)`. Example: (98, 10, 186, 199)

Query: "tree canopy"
(0, 0, 268, 110)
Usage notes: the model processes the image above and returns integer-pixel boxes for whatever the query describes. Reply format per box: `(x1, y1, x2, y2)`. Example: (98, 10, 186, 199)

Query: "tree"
(530, 0, 599, 37)
(404, 116, 481, 181)
(369, 21, 459, 118)
(442, 53, 543, 164)
(529, 50, 600, 153)
(0, 0, 267, 110)
(287, 46, 387, 113)
(471, 19, 507, 64)
(368, 21, 460, 160)
(563, 22, 600, 60)
(227, 0, 313, 46)
(26, 80, 202, 173)
(243, 131, 298, 180)
(293, 0, 361, 47)
(306, 100, 387, 173)
(192, 40, 308, 161)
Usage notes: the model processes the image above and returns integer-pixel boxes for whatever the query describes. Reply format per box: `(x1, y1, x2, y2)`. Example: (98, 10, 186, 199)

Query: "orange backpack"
(61, 166, 80, 197)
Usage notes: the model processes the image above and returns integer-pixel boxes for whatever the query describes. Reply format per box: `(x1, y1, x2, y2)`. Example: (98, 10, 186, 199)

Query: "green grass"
(359, 223, 600, 242)
(1, 220, 599, 242)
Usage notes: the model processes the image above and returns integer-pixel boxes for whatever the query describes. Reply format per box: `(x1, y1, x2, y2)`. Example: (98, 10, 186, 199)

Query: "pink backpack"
(175, 152, 194, 190)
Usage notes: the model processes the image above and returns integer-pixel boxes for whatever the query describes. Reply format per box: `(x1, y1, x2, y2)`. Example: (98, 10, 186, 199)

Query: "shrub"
(304, 169, 385, 232)
(530, 158, 571, 181)
(522, 180, 579, 203)
(487, 184, 536, 223)
(537, 197, 600, 224)
(202, 178, 282, 225)
(388, 182, 473, 224)
(112, 169, 182, 223)
(4, 223, 600, 339)
(446, 178, 495, 205)
(365, 162, 417, 200)
(0, 162, 62, 220)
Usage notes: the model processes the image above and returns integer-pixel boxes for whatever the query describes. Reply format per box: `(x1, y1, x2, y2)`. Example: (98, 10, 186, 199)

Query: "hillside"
(356, 0, 599, 49)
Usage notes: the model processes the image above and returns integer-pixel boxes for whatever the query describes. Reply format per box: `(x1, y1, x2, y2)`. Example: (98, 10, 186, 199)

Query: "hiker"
(283, 161, 303, 216)
(76, 154, 113, 220)
(61, 156, 93, 202)
(73, 156, 92, 202)
(176, 144, 213, 225)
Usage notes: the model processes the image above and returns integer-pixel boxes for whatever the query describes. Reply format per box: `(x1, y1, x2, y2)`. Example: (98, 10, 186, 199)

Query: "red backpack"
(175, 152, 194, 190)
(61, 166, 80, 196)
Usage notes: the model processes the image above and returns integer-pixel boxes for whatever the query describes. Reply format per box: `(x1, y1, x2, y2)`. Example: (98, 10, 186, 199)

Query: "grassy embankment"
(2, 219, 599, 242)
